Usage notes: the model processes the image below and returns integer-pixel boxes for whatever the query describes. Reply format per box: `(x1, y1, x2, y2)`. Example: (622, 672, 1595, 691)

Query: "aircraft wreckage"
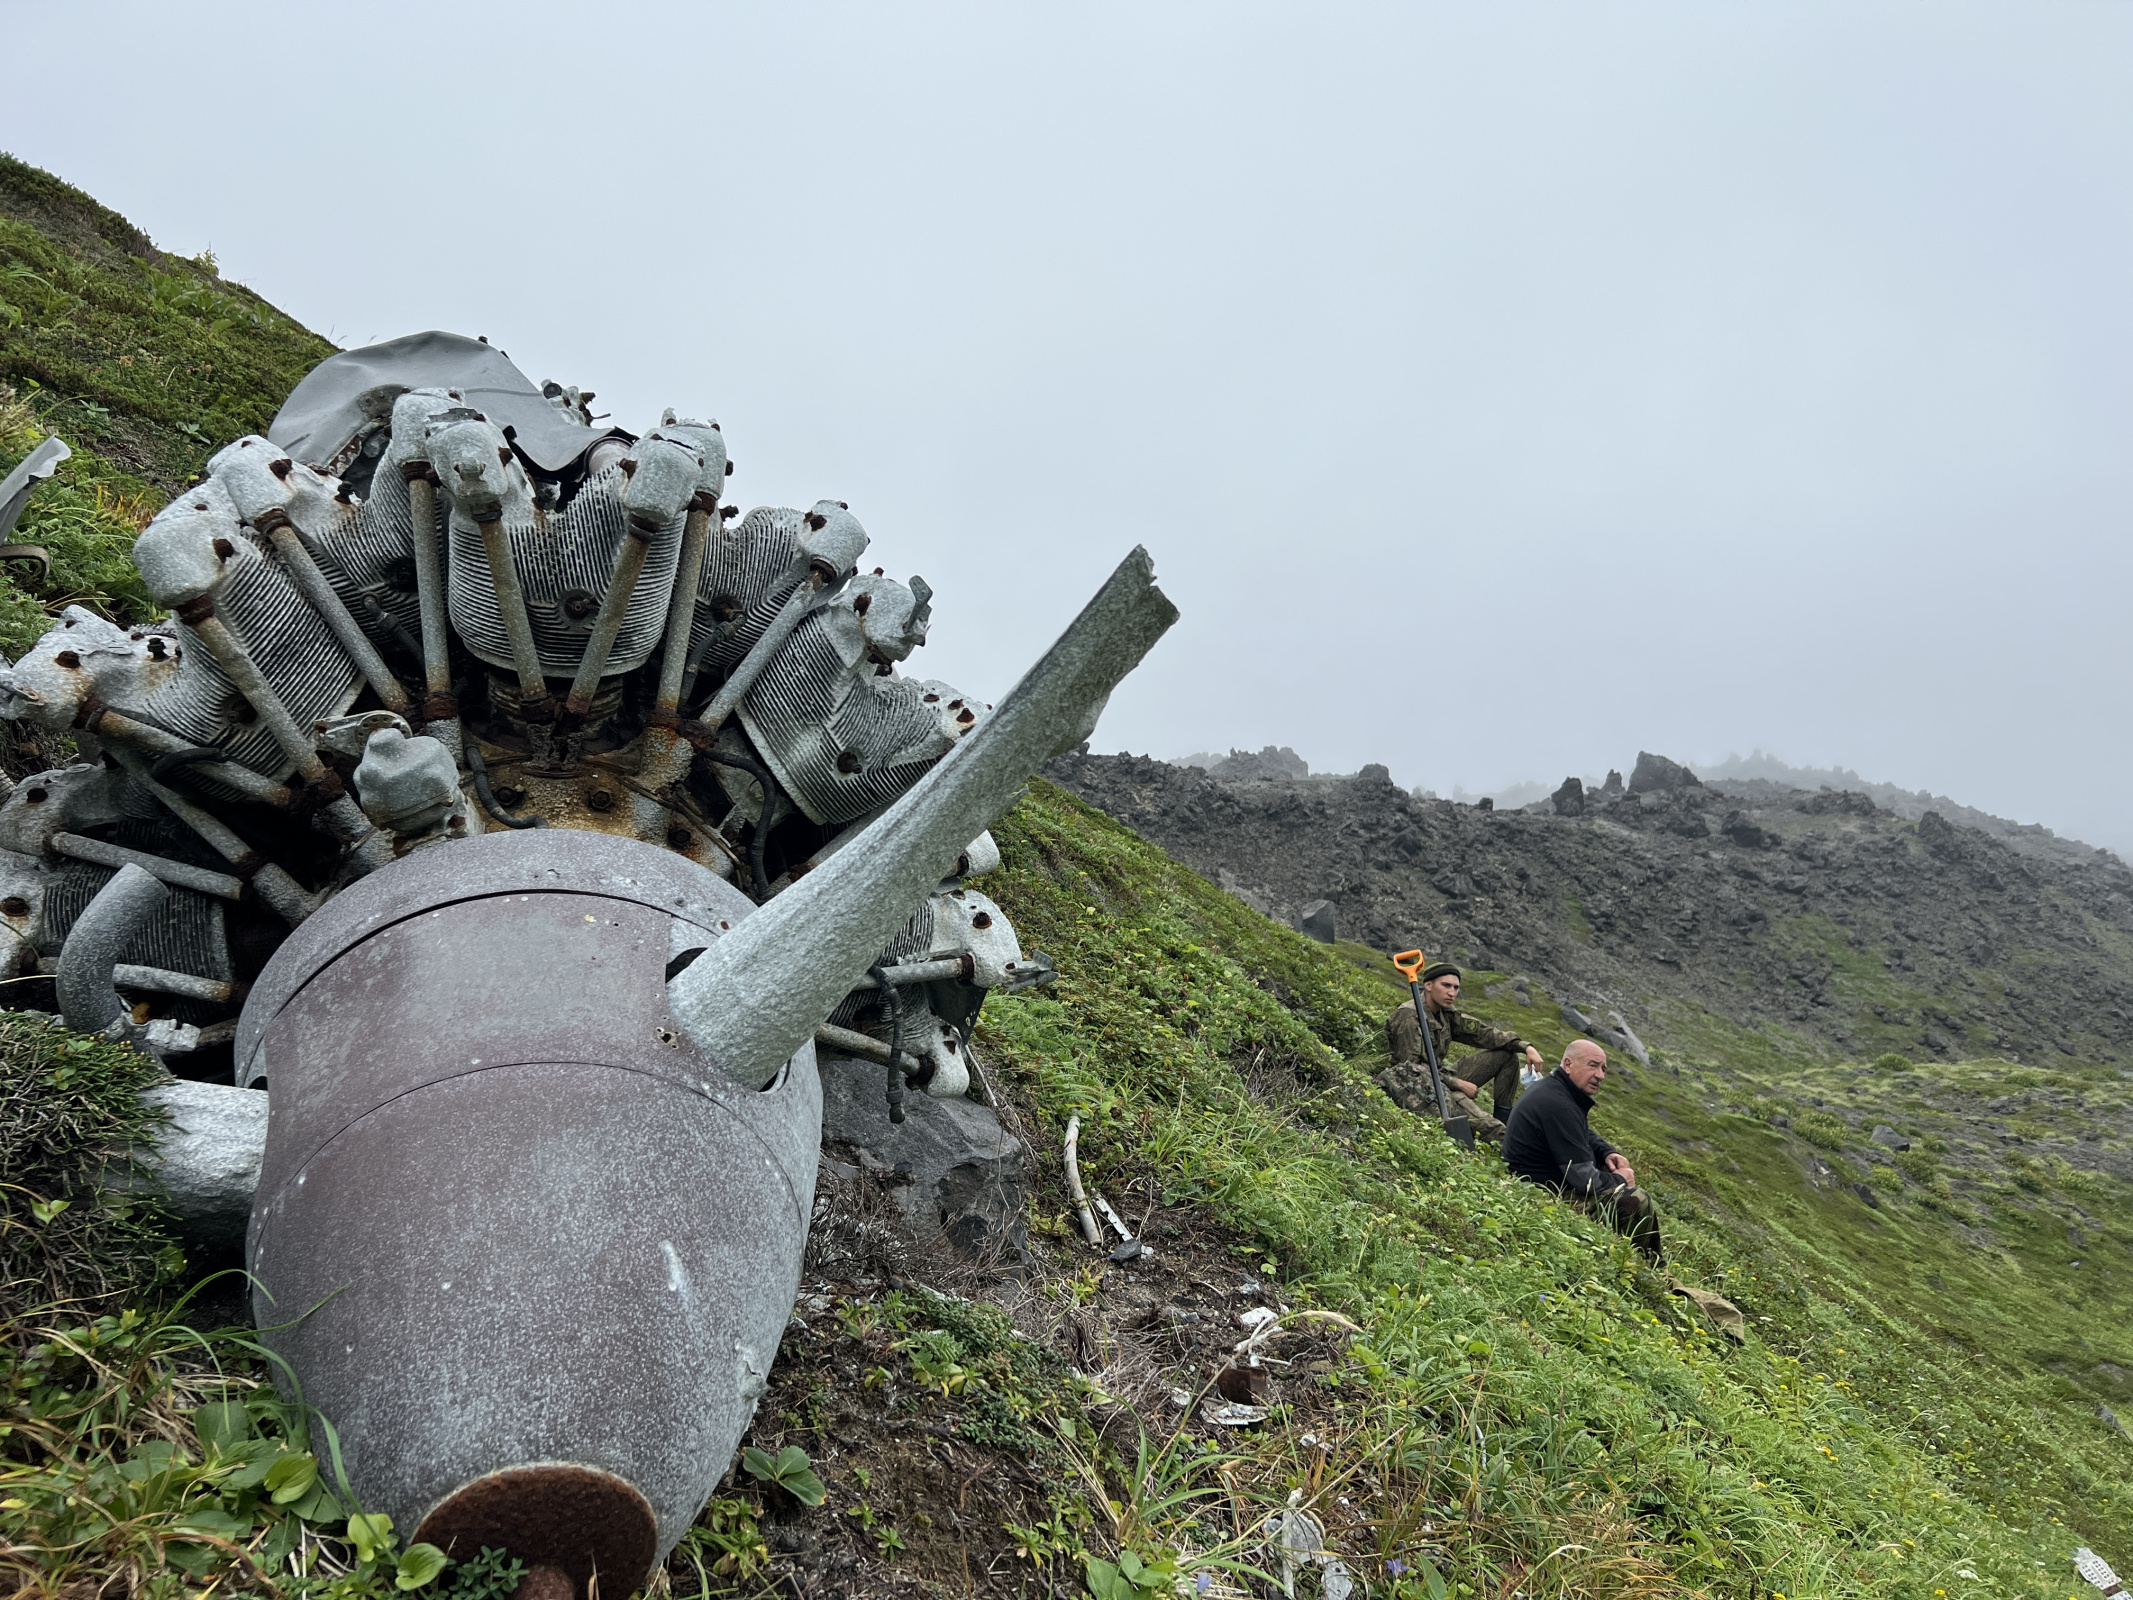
(0, 331, 1176, 1595)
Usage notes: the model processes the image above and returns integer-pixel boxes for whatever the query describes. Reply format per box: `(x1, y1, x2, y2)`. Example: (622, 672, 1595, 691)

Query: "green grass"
(0, 151, 336, 658)
(972, 781, 2121, 1596)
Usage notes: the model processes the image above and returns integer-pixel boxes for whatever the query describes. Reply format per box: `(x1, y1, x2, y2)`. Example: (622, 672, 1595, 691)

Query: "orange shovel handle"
(1392, 949, 1426, 983)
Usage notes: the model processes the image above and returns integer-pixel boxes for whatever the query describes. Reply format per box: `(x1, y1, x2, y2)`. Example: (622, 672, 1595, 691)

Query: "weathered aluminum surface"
(235, 828, 747, 1085)
(670, 544, 1177, 1088)
(242, 830, 819, 1588)
(57, 863, 169, 1034)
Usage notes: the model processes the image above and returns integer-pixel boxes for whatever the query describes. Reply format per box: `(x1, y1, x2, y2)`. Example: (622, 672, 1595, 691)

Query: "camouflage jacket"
(1388, 1001, 1527, 1070)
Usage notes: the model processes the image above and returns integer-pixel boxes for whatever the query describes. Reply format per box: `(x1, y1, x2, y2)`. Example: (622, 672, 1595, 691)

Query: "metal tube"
(108, 746, 317, 925)
(847, 957, 969, 988)
(184, 608, 383, 860)
(405, 466, 451, 696)
(654, 498, 715, 717)
(187, 612, 331, 785)
(91, 709, 290, 807)
(51, 832, 246, 901)
(56, 863, 169, 1036)
(563, 527, 656, 719)
(36, 956, 239, 1005)
(259, 513, 409, 713)
(693, 572, 822, 731)
(477, 514, 551, 711)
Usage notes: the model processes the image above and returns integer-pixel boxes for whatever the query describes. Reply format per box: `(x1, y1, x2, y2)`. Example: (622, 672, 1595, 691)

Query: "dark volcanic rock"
(1296, 900, 1338, 943)
(1041, 752, 2133, 1066)
(1630, 751, 1703, 794)
(1551, 777, 1586, 818)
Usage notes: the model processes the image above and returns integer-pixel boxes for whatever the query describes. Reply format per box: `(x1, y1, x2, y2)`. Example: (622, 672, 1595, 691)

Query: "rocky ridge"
(1043, 748, 2133, 1067)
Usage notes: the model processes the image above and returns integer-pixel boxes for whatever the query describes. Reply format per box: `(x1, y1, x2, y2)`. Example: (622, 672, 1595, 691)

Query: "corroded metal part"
(243, 830, 819, 1587)
(57, 863, 170, 1035)
(669, 544, 1177, 1088)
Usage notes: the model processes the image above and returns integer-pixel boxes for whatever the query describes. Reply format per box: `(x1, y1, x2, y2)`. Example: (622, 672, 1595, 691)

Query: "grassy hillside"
(1, 151, 2123, 1599)
(0, 151, 334, 659)
(970, 782, 2123, 1596)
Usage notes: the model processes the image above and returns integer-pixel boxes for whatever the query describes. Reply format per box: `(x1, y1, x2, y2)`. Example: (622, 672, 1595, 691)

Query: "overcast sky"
(7, 3, 2131, 847)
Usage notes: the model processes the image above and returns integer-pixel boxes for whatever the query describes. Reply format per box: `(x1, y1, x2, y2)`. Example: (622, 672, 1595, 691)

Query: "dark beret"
(1420, 961, 1462, 984)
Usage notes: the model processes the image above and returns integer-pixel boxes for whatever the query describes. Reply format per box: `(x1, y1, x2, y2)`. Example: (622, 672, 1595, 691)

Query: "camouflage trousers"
(1376, 1053, 1515, 1142)
(1572, 1183, 1664, 1262)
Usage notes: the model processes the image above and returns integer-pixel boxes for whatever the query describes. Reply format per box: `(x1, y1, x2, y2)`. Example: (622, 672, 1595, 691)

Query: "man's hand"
(1605, 1152, 1636, 1188)
(1450, 1078, 1479, 1098)
(1523, 1045, 1544, 1071)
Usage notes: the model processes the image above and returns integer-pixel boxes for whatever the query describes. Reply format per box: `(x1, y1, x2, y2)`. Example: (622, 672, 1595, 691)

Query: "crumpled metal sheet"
(268, 330, 621, 474)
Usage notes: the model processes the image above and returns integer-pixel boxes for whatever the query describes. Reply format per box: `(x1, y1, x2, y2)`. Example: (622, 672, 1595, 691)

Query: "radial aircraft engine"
(0, 331, 1177, 1595)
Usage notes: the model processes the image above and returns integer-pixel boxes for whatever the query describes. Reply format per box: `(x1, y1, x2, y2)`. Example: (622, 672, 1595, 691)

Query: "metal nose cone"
(240, 830, 820, 1593)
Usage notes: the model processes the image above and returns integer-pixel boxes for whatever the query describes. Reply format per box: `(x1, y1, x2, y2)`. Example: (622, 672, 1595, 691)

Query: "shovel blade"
(1441, 1116, 1476, 1151)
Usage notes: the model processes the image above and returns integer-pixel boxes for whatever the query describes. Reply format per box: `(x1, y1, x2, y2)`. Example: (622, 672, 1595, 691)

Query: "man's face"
(1422, 974, 1461, 1010)
(1560, 1046, 1607, 1094)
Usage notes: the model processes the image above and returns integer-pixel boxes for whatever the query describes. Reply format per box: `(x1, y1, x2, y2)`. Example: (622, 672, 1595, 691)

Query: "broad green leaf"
(286, 1478, 346, 1524)
(192, 1400, 251, 1454)
(173, 1506, 250, 1540)
(395, 1542, 448, 1589)
(264, 1450, 318, 1505)
(347, 1510, 395, 1565)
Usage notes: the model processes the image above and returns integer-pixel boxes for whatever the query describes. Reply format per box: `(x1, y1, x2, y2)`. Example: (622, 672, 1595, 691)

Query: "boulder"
(1550, 777, 1586, 817)
(1295, 900, 1338, 943)
(1870, 1124, 1911, 1152)
(1628, 752, 1703, 794)
(816, 1051, 1028, 1261)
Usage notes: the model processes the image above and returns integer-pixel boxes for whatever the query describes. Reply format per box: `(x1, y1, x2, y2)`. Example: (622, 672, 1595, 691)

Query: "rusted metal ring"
(250, 506, 294, 537)
(399, 459, 438, 484)
(175, 595, 217, 626)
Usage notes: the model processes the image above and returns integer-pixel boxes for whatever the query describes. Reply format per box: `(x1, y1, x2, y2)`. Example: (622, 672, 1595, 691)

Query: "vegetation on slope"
(0, 151, 334, 657)
(965, 780, 2120, 1596)
(1, 149, 2122, 1598)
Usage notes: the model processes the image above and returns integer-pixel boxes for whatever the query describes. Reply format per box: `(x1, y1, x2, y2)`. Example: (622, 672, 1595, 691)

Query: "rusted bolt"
(211, 537, 237, 561)
(52, 650, 79, 669)
(270, 457, 293, 479)
(620, 458, 638, 477)
(24, 788, 47, 805)
(586, 787, 616, 813)
(146, 637, 168, 660)
(956, 708, 975, 725)
(448, 814, 466, 831)
(667, 826, 693, 850)
(562, 591, 598, 621)
(0, 897, 28, 917)
(837, 500, 849, 510)
(725, 459, 736, 475)
(852, 593, 872, 615)
(804, 511, 826, 531)
(225, 694, 257, 725)
(972, 911, 992, 929)
(922, 693, 939, 704)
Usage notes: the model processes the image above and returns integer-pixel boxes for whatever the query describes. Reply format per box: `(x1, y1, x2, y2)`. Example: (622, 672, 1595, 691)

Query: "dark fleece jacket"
(1503, 1068, 1623, 1198)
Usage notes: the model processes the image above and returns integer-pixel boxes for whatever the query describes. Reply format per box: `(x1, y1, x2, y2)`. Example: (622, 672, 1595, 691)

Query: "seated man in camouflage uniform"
(1382, 961, 1543, 1141)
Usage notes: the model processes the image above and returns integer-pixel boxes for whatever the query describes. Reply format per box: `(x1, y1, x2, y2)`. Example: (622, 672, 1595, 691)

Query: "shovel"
(1393, 949, 1475, 1150)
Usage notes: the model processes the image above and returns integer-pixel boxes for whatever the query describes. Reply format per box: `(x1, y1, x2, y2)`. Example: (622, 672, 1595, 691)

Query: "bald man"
(1502, 1040, 1662, 1260)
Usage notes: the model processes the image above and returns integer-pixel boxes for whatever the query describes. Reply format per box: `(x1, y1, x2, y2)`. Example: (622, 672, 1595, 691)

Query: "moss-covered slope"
(0, 151, 334, 657)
